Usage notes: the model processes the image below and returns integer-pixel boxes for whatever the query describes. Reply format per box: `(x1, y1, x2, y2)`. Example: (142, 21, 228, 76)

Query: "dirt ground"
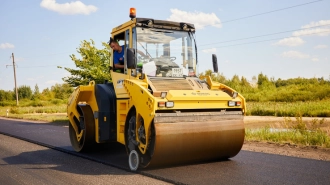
(242, 141, 330, 161)
(243, 116, 330, 161)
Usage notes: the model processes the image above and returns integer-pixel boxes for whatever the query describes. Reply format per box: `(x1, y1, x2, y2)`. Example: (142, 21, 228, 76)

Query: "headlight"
(161, 92, 167, 98)
(228, 101, 236, 107)
(165, 102, 174, 108)
(158, 101, 174, 108)
(228, 101, 241, 107)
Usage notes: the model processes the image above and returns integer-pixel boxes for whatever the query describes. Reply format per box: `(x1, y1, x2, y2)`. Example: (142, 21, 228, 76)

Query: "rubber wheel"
(129, 150, 139, 171)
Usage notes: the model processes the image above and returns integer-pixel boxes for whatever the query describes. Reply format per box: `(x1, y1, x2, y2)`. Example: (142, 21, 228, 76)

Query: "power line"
(20, 52, 72, 59)
(199, 23, 330, 47)
(0, 57, 11, 64)
(0, 66, 6, 74)
(0, 57, 12, 77)
(199, 30, 330, 50)
(221, 0, 324, 24)
(17, 65, 64, 68)
(203, 0, 324, 28)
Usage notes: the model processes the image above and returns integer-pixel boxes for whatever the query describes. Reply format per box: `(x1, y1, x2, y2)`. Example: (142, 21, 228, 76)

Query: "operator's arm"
(114, 63, 124, 69)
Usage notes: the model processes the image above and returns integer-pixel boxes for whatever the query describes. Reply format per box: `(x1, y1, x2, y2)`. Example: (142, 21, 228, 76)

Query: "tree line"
(1, 71, 328, 106)
(0, 83, 73, 106)
(200, 70, 330, 102)
(1, 39, 329, 106)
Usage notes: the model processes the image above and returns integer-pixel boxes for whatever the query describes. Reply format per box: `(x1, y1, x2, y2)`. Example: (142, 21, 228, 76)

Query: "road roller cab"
(67, 8, 246, 171)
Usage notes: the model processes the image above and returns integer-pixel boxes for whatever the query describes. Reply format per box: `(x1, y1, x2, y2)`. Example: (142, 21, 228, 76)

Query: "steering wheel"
(170, 57, 176, 61)
(138, 55, 150, 63)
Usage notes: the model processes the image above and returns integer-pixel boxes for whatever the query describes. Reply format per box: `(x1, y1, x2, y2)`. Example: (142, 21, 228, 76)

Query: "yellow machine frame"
(67, 15, 246, 171)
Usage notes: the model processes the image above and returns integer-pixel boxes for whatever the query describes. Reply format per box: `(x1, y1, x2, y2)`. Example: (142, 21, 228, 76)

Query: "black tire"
(125, 109, 156, 169)
(126, 109, 137, 152)
(129, 150, 140, 171)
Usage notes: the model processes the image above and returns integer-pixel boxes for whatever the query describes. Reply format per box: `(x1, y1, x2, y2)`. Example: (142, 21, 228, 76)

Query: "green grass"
(245, 117, 330, 148)
(246, 100, 330, 117)
(3, 113, 68, 124)
(0, 102, 67, 123)
(0, 104, 67, 115)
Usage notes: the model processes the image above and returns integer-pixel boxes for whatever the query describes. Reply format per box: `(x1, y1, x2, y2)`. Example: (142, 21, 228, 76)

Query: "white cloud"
(293, 19, 330, 37)
(40, 0, 97, 15)
(311, 58, 319, 62)
(281, 51, 309, 59)
(275, 19, 330, 47)
(314, 44, 328, 49)
(27, 75, 44, 81)
(167, 9, 221, 29)
(0, 43, 15, 49)
(46, 80, 59, 84)
(202, 48, 216, 53)
(274, 37, 304, 47)
(301, 20, 330, 29)
(293, 28, 330, 37)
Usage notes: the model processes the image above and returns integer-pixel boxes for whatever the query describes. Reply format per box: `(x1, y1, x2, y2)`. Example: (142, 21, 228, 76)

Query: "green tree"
(257, 73, 275, 90)
(40, 88, 54, 100)
(240, 76, 250, 87)
(240, 76, 253, 93)
(50, 83, 74, 100)
(199, 70, 227, 83)
(16, 85, 32, 99)
(59, 39, 111, 87)
(0, 90, 14, 101)
(32, 84, 40, 100)
(226, 75, 240, 91)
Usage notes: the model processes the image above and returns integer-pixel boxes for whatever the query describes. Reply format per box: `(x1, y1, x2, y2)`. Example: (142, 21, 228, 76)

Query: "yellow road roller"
(67, 8, 246, 171)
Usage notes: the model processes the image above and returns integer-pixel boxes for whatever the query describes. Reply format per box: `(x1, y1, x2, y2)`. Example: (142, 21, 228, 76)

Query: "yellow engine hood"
(166, 90, 233, 101)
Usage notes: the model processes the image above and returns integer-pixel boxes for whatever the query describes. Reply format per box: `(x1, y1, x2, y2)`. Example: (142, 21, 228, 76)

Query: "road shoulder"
(243, 141, 330, 161)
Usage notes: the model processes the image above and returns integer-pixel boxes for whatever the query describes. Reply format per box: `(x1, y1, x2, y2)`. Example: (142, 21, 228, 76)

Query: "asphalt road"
(1, 117, 330, 185)
(0, 134, 170, 185)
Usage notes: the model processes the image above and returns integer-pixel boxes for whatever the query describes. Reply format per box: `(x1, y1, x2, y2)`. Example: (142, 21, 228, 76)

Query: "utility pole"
(11, 53, 19, 105)
(6, 53, 19, 105)
(12, 53, 18, 105)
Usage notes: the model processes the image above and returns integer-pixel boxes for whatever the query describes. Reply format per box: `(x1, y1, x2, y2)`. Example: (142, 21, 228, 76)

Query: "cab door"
(111, 29, 130, 98)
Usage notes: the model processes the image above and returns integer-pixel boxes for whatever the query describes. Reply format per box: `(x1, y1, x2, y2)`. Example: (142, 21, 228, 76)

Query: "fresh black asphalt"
(0, 118, 329, 185)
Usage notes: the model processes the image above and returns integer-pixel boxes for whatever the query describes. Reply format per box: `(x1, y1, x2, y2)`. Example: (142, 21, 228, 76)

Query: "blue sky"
(1, 0, 329, 91)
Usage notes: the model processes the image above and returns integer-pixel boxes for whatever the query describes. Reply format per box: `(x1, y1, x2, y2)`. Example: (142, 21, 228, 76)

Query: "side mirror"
(127, 48, 136, 69)
(212, 54, 218, 73)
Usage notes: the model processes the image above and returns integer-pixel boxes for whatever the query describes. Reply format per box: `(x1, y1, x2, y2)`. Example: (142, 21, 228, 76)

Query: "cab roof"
(111, 17, 195, 34)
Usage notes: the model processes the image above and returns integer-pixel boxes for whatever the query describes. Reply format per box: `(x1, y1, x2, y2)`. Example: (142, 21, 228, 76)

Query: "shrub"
(29, 100, 46, 107)
(9, 107, 20, 114)
(51, 99, 63, 105)
(0, 101, 16, 106)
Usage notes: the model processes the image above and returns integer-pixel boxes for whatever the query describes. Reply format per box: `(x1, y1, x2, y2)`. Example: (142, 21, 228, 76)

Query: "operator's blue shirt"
(113, 45, 124, 65)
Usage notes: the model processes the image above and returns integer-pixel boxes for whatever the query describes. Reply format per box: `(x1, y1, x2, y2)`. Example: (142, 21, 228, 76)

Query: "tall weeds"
(245, 117, 330, 148)
(246, 101, 330, 117)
